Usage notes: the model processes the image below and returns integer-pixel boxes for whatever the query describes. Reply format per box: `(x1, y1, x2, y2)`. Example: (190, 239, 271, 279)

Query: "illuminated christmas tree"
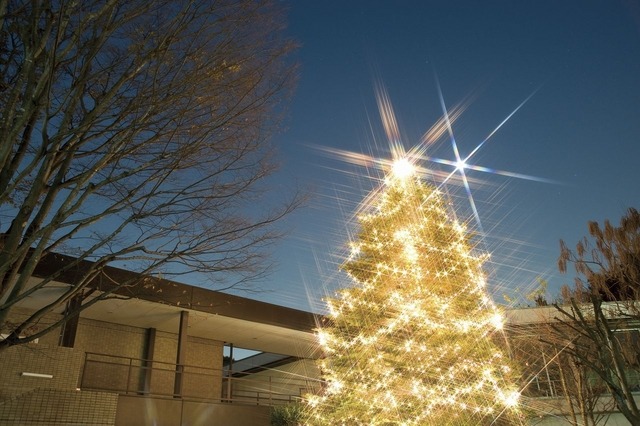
(305, 159, 521, 425)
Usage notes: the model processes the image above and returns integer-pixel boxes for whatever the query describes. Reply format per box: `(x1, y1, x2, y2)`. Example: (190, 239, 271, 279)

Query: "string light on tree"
(304, 157, 522, 425)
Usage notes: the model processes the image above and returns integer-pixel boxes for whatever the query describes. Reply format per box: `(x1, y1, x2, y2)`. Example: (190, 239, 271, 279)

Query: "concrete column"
(173, 311, 189, 397)
(226, 343, 234, 401)
(59, 294, 82, 348)
(143, 328, 156, 395)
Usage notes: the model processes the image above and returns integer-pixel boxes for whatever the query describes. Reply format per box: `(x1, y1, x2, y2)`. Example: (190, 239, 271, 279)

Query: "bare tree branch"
(0, 0, 302, 350)
(550, 208, 640, 424)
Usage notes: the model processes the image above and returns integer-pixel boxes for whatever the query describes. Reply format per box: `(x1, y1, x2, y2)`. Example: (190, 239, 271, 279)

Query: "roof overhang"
(15, 252, 322, 358)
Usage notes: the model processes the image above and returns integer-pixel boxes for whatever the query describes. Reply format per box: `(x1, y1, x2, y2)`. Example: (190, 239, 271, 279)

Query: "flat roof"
(22, 252, 321, 357)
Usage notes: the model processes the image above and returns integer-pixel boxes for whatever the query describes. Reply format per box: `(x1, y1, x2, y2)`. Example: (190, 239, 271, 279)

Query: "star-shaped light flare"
(312, 79, 559, 234)
(429, 75, 555, 232)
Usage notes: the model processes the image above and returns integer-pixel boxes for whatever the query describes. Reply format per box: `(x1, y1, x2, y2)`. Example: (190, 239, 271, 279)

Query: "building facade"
(1, 254, 639, 425)
(0, 253, 320, 425)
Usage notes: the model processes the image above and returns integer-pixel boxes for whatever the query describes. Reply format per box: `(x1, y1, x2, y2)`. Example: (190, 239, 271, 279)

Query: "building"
(2, 253, 639, 425)
(507, 306, 640, 426)
(0, 253, 321, 425)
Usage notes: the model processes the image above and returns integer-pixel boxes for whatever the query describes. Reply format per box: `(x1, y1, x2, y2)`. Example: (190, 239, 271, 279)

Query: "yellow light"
(327, 379, 344, 394)
(391, 158, 415, 179)
(307, 163, 522, 425)
(500, 390, 520, 408)
(490, 311, 504, 330)
(318, 330, 330, 347)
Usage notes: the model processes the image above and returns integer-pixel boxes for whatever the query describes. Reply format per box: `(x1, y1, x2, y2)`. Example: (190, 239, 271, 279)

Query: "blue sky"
(251, 1, 640, 313)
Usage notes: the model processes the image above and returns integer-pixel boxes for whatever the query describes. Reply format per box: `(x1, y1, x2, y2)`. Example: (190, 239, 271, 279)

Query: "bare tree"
(509, 320, 604, 426)
(559, 208, 640, 305)
(553, 348, 608, 426)
(552, 208, 640, 424)
(0, 0, 301, 350)
(544, 322, 613, 426)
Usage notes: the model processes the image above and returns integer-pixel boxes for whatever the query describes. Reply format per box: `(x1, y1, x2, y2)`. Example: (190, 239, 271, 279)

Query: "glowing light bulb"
(391, 158, 415, 179)
(500, 390, 520, 407)
(490, 312, 504, 330)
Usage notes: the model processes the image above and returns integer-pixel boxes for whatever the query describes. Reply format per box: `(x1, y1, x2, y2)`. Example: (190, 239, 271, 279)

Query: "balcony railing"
(80, 352, 321, 406)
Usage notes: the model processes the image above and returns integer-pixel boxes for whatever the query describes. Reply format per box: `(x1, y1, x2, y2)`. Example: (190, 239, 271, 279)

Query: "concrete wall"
(115, 395, 271, 426)
(527, 395, 637, 425)
(530, 413, 632, 425)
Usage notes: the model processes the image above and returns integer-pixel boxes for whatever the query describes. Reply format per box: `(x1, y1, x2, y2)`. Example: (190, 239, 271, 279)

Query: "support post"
(143, 328, 156, 395)
(227, 343, 234, 402)
(59, 294, 82, 348)
(173, 311, 189, 398)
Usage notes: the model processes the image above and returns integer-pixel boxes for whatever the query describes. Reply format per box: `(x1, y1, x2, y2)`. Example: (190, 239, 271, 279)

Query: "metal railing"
(80, 352, 321, 406)
(520, 366, 640, 399)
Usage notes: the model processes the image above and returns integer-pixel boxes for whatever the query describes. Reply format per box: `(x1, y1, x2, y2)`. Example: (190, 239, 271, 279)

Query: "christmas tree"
(305, 159, 521, 425)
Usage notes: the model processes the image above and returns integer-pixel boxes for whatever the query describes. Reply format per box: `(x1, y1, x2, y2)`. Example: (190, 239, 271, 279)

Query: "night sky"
(254, 1, 640, 313)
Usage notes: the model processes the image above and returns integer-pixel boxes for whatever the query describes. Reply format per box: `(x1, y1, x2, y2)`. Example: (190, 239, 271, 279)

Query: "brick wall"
(148, 330, 179, 396)
(0, 328, 118, 425)
(0, 388, 117, 425)
(74, 317, 147, 359)
(146, 332, 224, 399)
(0, 344, 83, 399)
(73, 318, 148, 394)
(73, 316, 223, 400)
(3, 307, 62, 347)
(3, 307, 226, 422)
(183, 335, 223, 400)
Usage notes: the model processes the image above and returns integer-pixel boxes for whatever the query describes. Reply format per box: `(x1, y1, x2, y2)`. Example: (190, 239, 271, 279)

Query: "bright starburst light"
(391, 157, 415, 180)
(303, 78, 567, 425)
(305, 154, 525, 424)
(430, 75, 556, 233)
(312, 79, 558, 235)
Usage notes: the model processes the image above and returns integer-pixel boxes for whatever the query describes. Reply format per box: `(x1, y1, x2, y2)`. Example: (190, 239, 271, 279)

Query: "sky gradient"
(253, 1, 640, 313)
